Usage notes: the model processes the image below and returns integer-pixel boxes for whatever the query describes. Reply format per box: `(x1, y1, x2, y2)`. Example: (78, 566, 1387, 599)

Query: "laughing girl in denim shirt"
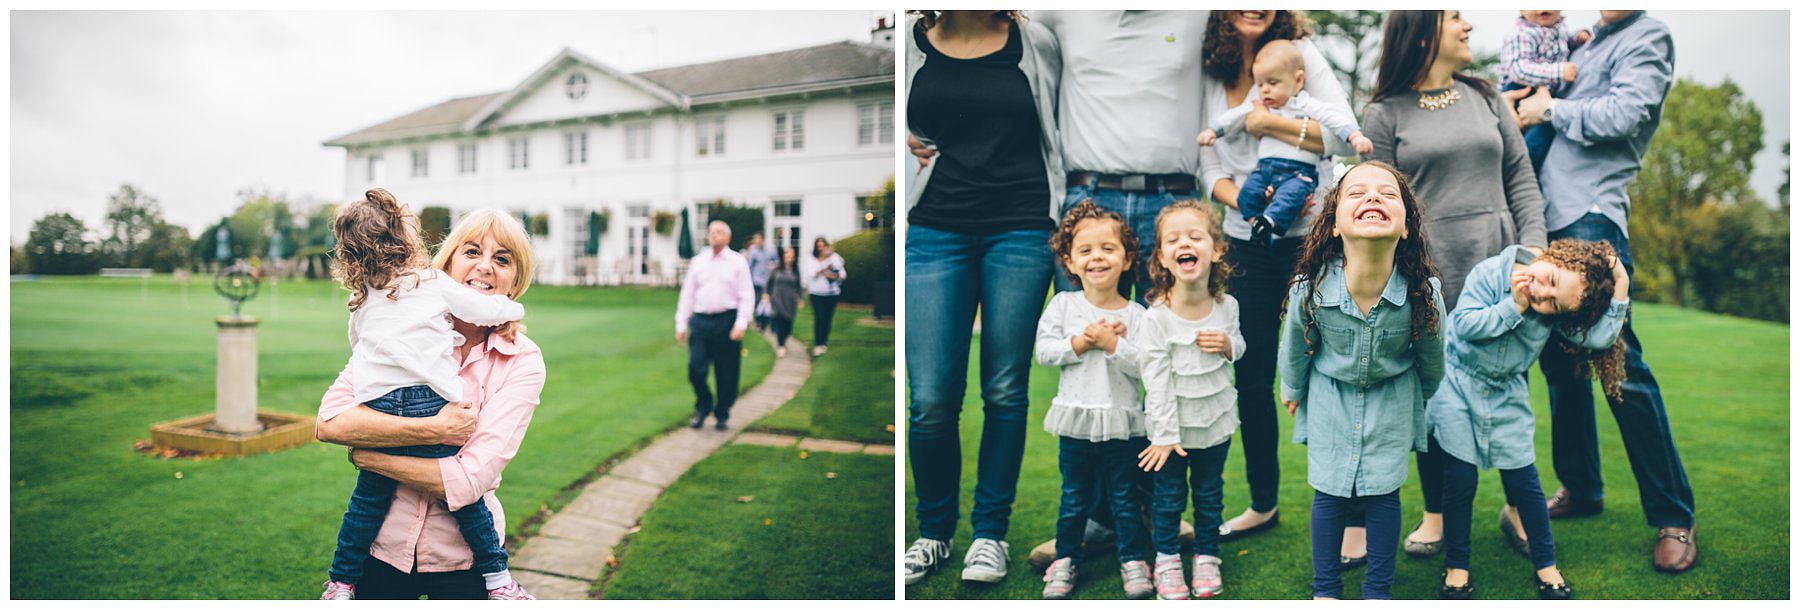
(1278, 161, 1445, 600)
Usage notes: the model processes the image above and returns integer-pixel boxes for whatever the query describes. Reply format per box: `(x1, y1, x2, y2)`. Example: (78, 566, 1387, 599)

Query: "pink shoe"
(1153, 556, 1189, 600)
(487, 581, 536, 600)
(320, 580, 355, 600)
(1191, 554, 1223, 598)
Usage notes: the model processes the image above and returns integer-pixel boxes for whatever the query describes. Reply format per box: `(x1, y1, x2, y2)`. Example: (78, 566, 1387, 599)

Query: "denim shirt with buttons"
(1430, 245, 1629, 470)
(1279, 259, 1446, 498)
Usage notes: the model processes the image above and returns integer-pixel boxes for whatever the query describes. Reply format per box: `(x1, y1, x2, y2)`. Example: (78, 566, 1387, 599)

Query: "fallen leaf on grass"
(627, 526, 641, 534)
(1237, 549, 1250, 557)
(16, 480, 24, 487)
(174, 472, 184, 479)
(605, 554, 619, 568)
(798, 450, 810, 460)
(762, 518, 773, 526)
(885, 424, 895, 433)
(736, 495, 755, 503)
(825, 472, 837, 479)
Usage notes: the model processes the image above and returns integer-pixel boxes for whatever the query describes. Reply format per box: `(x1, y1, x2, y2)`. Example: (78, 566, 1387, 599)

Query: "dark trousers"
(1311, 489, 1400, 600)
(770, 315, 794, 348)
(1236, 157, 1318, 235)
(1438, 435, 1557, 571)
(1055, 436, 1147, 563)
(1224, 237, 1298, 513)
(329, 386, 506, 584)
(1150, 440, 1231, 557)
(753, 285, 768, 329)
(809, 294, 838, 347)
(1541, 213, 1694, 528)
(1501, 82, 1556, 173)
(356, 557, 485, 600)
(687, 311, 742, 421)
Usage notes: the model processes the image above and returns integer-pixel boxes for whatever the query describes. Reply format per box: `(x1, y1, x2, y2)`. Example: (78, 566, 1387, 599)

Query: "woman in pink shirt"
(315, 209, 546, 600)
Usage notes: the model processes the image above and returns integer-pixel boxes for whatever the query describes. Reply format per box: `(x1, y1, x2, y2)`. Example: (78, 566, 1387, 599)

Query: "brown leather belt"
(1067, 171, 1197, 193)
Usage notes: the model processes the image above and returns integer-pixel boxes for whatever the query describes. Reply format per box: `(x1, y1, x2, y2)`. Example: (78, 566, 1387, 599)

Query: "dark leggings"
(355, 557, 484, 600)
(1223, 237, 1299, 513)
(770, 315, 794, 348)
(1311, 489, 1400, 600)
(1343, 448, 1443, 531)
(810, 294, 838, 347)
(1438, 436, 1557, 571)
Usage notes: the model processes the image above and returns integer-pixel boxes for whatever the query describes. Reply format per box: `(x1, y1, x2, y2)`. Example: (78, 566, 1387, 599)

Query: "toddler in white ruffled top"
(1034, 200, 1154, 600)
(1134, 200, 1245, 600)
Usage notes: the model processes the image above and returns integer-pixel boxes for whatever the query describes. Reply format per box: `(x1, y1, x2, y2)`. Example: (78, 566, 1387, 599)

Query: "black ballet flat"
(1536, 576, 1573, 600)
(1439, 572, 1474, 600)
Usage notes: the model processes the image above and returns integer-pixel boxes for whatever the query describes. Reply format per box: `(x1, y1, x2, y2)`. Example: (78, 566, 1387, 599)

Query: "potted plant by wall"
(651, 210, 677, 236)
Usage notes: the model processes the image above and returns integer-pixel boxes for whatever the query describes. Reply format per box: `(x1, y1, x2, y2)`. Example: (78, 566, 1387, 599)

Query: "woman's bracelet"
(1297, 117, 1309, 147)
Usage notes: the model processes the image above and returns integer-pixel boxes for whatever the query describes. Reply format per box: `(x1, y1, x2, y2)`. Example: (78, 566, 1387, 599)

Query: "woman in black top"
(901, 10, 1063, 587)
(761, 247, 804, 358)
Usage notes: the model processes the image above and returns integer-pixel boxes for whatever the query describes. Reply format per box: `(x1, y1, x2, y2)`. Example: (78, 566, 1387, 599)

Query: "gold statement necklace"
(1417, 86, 1461, 111)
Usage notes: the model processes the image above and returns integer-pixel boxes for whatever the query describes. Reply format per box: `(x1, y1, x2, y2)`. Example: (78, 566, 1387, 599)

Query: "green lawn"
(904, 303, 1788, 600)
(603, 305, 896, 599)
(9, 275, 772, 599)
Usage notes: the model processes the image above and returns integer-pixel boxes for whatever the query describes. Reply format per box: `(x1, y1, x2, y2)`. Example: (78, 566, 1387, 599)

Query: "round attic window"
(566, 73, 589, 101)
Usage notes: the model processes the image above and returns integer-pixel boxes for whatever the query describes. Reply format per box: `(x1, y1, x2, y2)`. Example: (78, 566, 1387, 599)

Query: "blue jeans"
(1236, 157, 1318, 237)
(1310, 489, 1400, 599)
(688, 311, 742, 420)
(329, 385, 507, 584)
(1437, 435, 1557, 571)
(1501, 82, 1556, 174)
(1540, 212, 1694, 528)
(906, 225, 1053, 541)
(1151, 440, 1231, 557)
(1055, 436, 1147, 562)
(1055, 184, 1203, 303)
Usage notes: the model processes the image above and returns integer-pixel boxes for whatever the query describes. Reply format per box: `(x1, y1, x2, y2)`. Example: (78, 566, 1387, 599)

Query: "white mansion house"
(325, 26, 894, 286)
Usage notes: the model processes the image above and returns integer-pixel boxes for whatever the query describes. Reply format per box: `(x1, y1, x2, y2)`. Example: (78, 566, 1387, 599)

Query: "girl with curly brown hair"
(1278, 161, 1445, 600)
(322, 189, 531, 600)
(1428, 239, 1629, 601)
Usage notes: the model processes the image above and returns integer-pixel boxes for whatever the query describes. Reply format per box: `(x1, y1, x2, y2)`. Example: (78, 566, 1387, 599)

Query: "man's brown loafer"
(1652, 526, 1697, 573)
(1545, 487, 1603, 519)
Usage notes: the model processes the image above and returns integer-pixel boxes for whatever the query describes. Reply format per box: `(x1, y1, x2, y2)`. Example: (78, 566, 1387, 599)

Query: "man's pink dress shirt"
(675, 245, 755, 333)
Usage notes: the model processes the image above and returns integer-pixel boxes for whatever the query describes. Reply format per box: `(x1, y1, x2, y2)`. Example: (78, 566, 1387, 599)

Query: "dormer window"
(566, 73, 589, 101)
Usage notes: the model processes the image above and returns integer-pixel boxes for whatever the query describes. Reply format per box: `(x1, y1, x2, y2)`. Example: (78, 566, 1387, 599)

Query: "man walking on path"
(744, 231, 777, 331)
(1515, 9, 1696, 573)
(676, 220, 755, 431)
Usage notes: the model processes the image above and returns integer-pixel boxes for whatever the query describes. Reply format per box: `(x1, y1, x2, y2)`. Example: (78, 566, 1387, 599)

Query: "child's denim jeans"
(328, 385, 508, 584)
(1236, 157, 1319, 242)
(1150, 440, 1231, 557)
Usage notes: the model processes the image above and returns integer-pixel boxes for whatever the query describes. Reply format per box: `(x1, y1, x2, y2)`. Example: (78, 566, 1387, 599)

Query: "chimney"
(871, 15, 894, 48)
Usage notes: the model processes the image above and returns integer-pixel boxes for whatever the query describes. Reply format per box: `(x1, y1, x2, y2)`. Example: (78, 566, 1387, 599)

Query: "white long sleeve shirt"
(1139, 297, 1246, 448)
(347, 268, 525, 403)
(1034, 291, 1147, 441)
(1210, 91, 1361, 166)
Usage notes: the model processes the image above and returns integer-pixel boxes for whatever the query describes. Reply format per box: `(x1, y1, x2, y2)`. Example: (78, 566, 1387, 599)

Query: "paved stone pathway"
(734, 431, 895, 456)
(509, 334, 814, 600)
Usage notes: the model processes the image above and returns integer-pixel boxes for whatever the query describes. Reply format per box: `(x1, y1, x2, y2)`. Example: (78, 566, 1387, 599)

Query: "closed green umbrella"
(586, 211, 601, 256)
(676, 208, 694, 259)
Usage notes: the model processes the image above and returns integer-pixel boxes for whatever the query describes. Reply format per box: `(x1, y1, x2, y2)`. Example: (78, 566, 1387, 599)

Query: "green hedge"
(833, 229, 893, 306)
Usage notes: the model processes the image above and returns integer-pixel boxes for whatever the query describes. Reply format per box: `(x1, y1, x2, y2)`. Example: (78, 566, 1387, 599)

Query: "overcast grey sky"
(9, 10, 890, 243)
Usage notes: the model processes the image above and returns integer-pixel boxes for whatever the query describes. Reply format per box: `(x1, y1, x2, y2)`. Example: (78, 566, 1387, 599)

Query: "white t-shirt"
(347, 268, 525, 403)
(1034, 291, 1148, 441)
(801, 253, 847, 296)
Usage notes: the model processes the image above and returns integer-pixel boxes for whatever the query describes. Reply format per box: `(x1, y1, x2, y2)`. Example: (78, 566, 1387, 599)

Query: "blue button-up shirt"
(1279, 259, 1446, 498)
(1430, 246, 1629, 470)
(1540, 11, 1674, 235)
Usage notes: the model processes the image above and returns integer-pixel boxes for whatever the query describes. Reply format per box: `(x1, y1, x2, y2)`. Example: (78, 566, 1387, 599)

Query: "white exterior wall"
(339, 76, 891, 286)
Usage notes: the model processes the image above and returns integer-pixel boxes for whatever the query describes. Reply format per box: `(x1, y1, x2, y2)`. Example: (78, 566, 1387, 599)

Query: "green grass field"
(9, 275, 773, 599)
(603, 308, 896, 599)
(904, 303, 1788, 600)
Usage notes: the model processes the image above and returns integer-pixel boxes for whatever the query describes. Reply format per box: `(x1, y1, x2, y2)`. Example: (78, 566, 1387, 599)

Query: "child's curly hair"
(1285, 160, 1440, 353)
(1049, 200, 1139, 290)
(1539, 238, 1628, 401)
(1143, 200, 1231, 306)
(332, 188, 427, 312)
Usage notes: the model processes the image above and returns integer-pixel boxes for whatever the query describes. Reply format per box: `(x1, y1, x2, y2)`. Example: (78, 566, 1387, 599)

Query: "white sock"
(482, 570, 514, 590)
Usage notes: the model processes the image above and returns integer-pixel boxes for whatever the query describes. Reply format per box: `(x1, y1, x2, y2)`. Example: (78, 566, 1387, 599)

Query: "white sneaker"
(961, 538, 1010, 583)
(904, 538, 952, 585)
(811, 345, 827, 357)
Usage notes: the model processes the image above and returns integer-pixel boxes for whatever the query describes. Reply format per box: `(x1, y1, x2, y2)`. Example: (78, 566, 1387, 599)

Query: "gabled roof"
(324, 40, 895, 149)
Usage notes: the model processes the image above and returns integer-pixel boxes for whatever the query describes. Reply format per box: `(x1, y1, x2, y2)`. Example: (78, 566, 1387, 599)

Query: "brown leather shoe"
(1545, 487, 1603, 519)
(1653, 526, 1697, 573)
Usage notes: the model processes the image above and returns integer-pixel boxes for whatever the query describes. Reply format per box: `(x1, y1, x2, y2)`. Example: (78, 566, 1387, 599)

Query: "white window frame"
(565, 130, 588, 166)
(458, 142, 478, 174)
(858, 100, 894, 146)
(410, 147, 429, 178)
(772, 109, 805, 152)
(625, 123, 653, 161)
(509, 136, 530, 170)
(365, 153, 382, 182)
(695, 116, 726, 157)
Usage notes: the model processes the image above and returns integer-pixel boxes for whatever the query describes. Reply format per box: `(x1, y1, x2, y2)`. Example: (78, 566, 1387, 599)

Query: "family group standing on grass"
(904, 9, 1695, 600)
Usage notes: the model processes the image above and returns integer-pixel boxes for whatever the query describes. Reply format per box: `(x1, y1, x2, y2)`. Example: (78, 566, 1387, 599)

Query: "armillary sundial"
(213, 262, 261, 319)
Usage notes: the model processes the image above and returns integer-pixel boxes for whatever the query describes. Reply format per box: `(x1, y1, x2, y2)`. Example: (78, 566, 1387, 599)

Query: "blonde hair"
(332, 188, 427, 312)
(429, 208, 535, 339)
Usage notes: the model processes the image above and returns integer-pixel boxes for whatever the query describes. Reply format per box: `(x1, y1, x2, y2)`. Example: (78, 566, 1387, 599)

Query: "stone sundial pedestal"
(149, 263, 313, 455)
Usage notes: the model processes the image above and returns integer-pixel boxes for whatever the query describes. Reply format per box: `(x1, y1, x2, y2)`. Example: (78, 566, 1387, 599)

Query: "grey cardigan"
(903, 14, 1064, 222)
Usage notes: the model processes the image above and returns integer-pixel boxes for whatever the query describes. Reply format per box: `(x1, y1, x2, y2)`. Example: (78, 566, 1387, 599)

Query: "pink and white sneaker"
(1153, 556, 1189, 600)
(320, 580, 356, 600)
(486, 581, 536, 600)
(1191, 554, 1224, 598)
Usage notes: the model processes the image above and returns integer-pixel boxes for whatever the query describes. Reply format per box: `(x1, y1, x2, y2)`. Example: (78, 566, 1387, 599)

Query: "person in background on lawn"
(1430, 240, 1628, 600)
(902, 9, 1060, 586)
(1034, 201, 1151, 600)
(315, 208, 545, 600)
(762, 246, 805, 358)
(1280, 161, 1445, 600)
(676, 219, 754, 431)
(1498, 10, 1589, 173)
(318, 189, 529, 601)
(1513, 9, 1696, 573)
(802, 235, 846, 357)
(1135, 200, 1245, 600)
(744, 231, 777, 331)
